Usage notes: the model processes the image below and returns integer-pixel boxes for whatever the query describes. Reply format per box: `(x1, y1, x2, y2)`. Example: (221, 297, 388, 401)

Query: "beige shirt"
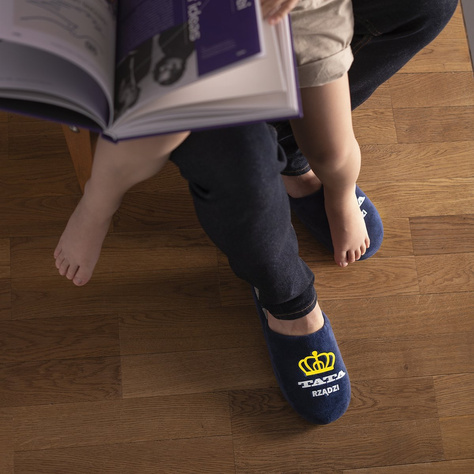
(291, 0, 354, 87)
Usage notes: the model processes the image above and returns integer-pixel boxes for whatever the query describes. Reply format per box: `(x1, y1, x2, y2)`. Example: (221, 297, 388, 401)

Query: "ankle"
(81, 180, 123, 219)
(323, 183, 357, 208)
(267, 303, 324, 336)
(282, 171, 322, 199)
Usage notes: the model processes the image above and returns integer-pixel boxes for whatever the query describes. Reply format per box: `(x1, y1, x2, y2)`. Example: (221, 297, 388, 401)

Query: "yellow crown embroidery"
(298, 351, 336, 376)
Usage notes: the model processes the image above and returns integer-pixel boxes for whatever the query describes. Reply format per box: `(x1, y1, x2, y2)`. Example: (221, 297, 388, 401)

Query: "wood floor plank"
(416, 252, 474, 294)
(320, 293, 474, 340)
(233, 419, 443, 472)
(0, 195, 80, 238)
(440, 415, 474, 460)
(0, 279, 11, 320)
(357, 83, 392, 110)
(434, 373, 474, 418)
(0, 356, 121, 407)
(0, 156, 80, 198)
(399, 38, 473, 73)
(115, 191, 201, 232)
(0, 238, 10, 279)
(229, 388, 305, 435)
(6, 119, 69, 163)
(368, 217, 414, 257)
(394, 107, 474, 143)
(6, 392, 231, 451)
(119, 305, 262, 355)
(230, 376, 438, 436)
(11, 268, 219, 319)
(308, 256, 420, 301)
(341, 331, 473, 381)
(121, 345, 275, 399)
(14, 436, 235, 474)
(343, 459, 474, 473)
(358, 179, 473, 219)
(390, 72, 474, 108)
(11, 230, 218, 279)
(410, 215, 474, 255)
(359, 142, 474, 183)
(0, 410, 14, 474)
(348, 376, 438, 424)
(0, 122, 8, 159)
(352, 109, 398, 145)
(0, 314, 119, 363)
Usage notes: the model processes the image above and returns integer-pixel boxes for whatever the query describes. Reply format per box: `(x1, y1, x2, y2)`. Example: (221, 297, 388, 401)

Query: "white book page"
(0, 40, 109, 127)
(117, 88, 298, 138)
(0, 0, 116, 112)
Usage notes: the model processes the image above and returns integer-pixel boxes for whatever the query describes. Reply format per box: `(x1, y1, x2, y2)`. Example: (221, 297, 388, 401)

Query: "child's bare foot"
(324, 186, 370, 267)
(54, 189, 118, 286)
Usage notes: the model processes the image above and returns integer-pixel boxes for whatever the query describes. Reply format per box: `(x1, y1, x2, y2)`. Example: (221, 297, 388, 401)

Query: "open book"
(0, 0, 300, 141)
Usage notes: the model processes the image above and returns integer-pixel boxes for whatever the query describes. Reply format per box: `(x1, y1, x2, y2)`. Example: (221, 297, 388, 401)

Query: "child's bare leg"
(290, 74, 369, 267)
(54, 132, 189, 286)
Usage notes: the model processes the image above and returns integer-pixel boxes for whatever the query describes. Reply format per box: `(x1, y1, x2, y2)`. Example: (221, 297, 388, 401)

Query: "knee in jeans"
(401, 0, 458, 35)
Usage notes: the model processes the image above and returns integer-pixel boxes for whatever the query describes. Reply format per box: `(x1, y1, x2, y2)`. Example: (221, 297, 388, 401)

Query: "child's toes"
(58, 258, 71, 276)
(66, 264, 79, 281)
(335, 250, 349, 267)
(55, 254, 64, 270)
(72, 267, 92, 287)
(347, 250, 358, 264)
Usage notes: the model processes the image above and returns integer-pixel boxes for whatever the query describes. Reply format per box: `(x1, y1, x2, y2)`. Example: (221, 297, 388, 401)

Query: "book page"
(0, 40, 109, 128)
(107, 18, 301, 139)
(113, 21, 284, 124)
(113, 0, 264, 120)
(0, 0, 116, 110)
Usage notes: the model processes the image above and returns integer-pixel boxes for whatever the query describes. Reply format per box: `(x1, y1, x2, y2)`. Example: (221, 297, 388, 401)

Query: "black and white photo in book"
(115, 22, 197, 119)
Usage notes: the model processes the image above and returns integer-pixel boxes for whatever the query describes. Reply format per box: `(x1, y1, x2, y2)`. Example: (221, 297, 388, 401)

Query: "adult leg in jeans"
(170, 123, 317, 321)
(172, 0, 458, 340)
(349, 0, 459, 108)
(169, 0, 458, 424)
(171, 123, 350, 424)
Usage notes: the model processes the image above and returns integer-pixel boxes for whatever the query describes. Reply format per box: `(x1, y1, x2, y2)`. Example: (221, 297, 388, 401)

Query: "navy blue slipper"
(289, 185, 384, 260)
(253, 288, 351, 424)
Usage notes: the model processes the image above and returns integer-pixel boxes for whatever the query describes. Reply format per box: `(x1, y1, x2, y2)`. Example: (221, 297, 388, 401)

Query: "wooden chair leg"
(62, 125, 98, 192)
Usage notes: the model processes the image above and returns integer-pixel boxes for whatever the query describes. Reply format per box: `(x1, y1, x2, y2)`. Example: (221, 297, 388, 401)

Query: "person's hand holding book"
(261, 0, 299, 25)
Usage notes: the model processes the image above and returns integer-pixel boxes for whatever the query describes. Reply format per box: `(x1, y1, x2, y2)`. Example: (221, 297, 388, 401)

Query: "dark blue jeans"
(171, 0, 458, 319)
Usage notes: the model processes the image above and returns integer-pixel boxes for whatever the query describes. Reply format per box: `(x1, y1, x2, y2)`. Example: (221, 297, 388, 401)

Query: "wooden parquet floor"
(0, 6, 473, 474)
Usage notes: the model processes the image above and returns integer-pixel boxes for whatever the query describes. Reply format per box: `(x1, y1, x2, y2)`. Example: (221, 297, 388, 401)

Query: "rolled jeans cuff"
(259, 278, 317, 320)
(269, 120, 311, 177)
